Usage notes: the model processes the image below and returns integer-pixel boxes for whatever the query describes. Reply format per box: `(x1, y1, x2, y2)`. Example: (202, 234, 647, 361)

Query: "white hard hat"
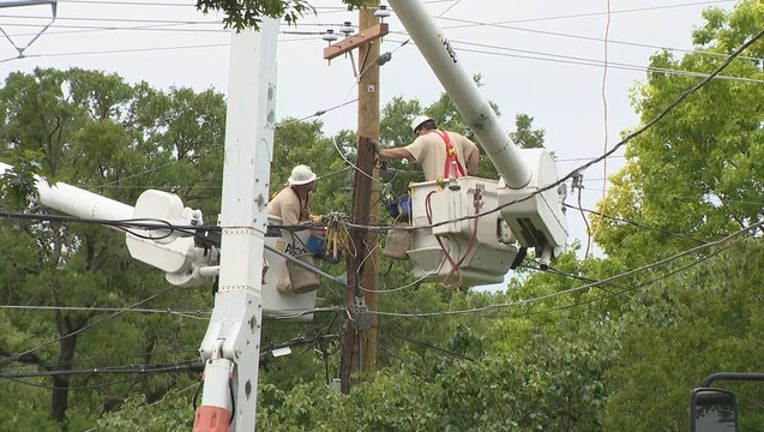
(287, 164, 317, 186)
(410, 115, 434, 134)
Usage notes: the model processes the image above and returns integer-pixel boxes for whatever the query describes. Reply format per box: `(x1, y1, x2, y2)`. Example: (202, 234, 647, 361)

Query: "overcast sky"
(0, 0, 737, 268)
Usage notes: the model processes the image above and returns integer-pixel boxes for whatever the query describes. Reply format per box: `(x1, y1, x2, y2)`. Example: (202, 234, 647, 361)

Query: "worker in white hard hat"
(267, 165, 322, 293)
(267, 164, 318, 227)
(377, 114, 480, 181)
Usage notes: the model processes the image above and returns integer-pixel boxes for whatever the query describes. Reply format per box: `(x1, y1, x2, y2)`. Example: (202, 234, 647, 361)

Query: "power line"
(578, 187, 764, 208)
(438, 16, 763, 63)
(0, 14, 219, 25)
(0, 42, 228, 63)
(495, 239, 739, 322)
(383, 35, 764, 86)
(0, 210, 209, 241)
(381, 326, 474, 362)
(440, 0, 736, 26)
(370, 220, 763, 318)
(2, 374, 155, 391)
(0, 359, 203, 379)
(0, 304, 210, 318)
(55, 0, 191, 5)
(0, 284, 180, 369)
(567, 204, 707, 244)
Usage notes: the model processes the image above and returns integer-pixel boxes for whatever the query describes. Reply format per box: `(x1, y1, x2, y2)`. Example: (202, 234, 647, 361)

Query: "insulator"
(322, 29, 338, 42)
(374, 5, 392, 19)
(339, 21, 354, 36)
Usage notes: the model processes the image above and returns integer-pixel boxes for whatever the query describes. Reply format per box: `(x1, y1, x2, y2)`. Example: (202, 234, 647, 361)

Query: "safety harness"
(432, 130, 466, 178)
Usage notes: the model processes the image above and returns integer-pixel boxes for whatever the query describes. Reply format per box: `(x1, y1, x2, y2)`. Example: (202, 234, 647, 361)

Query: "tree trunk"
(51, 314, 80, 429)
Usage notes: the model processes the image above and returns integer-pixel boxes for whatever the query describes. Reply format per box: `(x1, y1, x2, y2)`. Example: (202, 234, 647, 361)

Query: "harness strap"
(432, 130, 466, 178)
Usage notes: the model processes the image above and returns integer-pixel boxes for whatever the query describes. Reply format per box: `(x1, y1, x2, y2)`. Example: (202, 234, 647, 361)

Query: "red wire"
(441, 189, 481, 290)
(425, 190, 463, 289)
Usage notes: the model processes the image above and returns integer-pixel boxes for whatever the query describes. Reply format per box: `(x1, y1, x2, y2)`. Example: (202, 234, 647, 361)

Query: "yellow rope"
(322, 212, 355, 259)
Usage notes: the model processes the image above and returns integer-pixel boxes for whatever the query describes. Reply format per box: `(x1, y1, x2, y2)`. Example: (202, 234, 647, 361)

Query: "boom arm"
(387, 0, 531, 189)
(388, 0, 568, 262)
(0, 161, 218, 287)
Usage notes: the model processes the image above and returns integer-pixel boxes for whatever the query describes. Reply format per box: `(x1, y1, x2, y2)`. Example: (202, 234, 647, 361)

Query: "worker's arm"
(379, 147, 415, 162)
(466, 146, 480, 175)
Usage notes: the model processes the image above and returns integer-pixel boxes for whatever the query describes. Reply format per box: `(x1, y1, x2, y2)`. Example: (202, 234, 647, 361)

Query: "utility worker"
(267, 164, 317, 227)
(378, 115, 480, 181)
(267, 164, 320, 293)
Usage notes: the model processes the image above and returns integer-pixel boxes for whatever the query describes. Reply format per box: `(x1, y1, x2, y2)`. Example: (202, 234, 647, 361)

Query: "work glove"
(370, 139, 381, 154)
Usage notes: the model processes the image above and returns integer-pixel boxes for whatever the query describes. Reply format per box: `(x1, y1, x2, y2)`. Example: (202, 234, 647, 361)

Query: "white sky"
(0, 0, 736, 266)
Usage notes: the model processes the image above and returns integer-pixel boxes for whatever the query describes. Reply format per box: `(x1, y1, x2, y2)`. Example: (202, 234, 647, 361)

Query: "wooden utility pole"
(324, 3, 386, 394)
(357, 2, 381, 377)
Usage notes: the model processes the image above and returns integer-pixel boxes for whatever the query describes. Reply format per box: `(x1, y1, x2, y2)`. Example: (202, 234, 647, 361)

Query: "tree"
(0, 68, 225, 429)
(195, 0, 370, 30)
(593, 0, 764, 266)
(602, 239, 764, 431)
(591, 1, 764, 428)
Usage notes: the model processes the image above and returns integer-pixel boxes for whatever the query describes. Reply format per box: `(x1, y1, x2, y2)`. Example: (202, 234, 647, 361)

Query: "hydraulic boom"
(388, 0, 568, 271)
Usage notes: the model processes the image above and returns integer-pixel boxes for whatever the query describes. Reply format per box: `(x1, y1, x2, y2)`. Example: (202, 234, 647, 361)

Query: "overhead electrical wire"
(380, 326, 474, 362)
(567, 204, 707, 245)
(383, 35, 764, 86)
(593, 0, 613, 256)
(0, 210, 208, 241)
(2, 374, 159, 391)
(0, 359, 203, 379)
(54, 0, 190, 6)
(369, 220, 764, 318)
(0, 284, 180, 369)
(0, 304, 210, 319)
(578, 187, 764, 208)
(439, 0, 735, 26)
(516, 238, 742, 320)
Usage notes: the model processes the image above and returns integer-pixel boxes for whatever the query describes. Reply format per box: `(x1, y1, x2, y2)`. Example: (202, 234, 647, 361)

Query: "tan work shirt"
(267, 186, 310, 226)
(404, 130, 478, 181)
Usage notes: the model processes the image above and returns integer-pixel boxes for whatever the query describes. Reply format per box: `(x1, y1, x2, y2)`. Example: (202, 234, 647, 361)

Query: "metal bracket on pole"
(352, 295, 371, 331)
(323, 23, 388, 61)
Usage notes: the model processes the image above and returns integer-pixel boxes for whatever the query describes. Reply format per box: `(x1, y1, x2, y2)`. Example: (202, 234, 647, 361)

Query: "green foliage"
(0, 68, 222, 428)
(594, 0, 764, 264)
(592, 1, 764, 428)
(0, 150, 42, 210)
(602, 239, 764, 431)
(8, 14, 764, 427)
(97, 389, 194, 431)
(196, 0, 371, 30)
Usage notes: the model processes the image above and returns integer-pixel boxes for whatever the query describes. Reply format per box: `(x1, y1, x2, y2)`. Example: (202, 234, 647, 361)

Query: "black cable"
(0, 210, 221, 248)
(192, 378, 202, 411)
(0, 360, 203, 379)
(0, 285, 178, 369)
(374, 321, 474, 362)
(516, 239, 742, 320)
(566, 204, 707, 245)
(520, 263, 624, 297)
(1, 375, 147, 391)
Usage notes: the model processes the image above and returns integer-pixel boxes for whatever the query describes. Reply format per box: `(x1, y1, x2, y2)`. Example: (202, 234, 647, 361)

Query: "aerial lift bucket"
(406, 176, 519, 287)
(262, 216, 318, 320)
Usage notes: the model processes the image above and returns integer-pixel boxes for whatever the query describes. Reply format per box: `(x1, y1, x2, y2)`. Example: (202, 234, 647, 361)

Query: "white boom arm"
(387, 0, 531, 189)
(0, 162, 217, 287)
(193, 20, 279, 432)
(388, 0, 568, 261)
